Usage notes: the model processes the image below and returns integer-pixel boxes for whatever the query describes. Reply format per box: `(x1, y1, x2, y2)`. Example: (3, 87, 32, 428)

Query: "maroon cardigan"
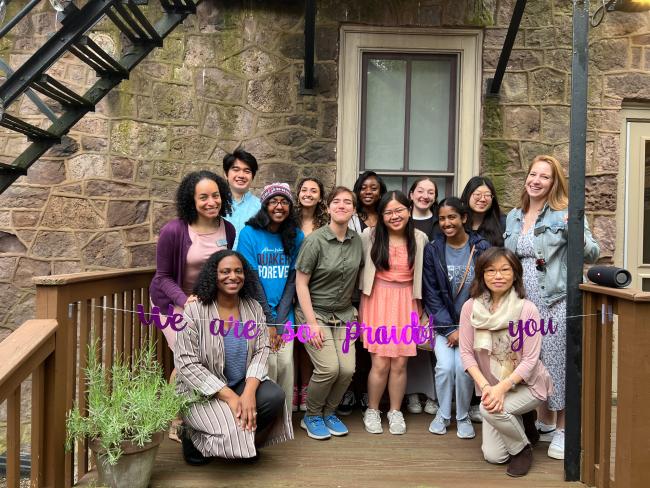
(149, 218, 236, 312)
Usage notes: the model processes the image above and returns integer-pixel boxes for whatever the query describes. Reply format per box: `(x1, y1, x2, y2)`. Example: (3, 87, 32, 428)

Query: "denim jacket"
(504, 204, 600, 306)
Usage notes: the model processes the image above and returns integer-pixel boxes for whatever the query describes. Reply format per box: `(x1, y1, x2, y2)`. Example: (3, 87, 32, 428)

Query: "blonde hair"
(520, 155, 568, 212)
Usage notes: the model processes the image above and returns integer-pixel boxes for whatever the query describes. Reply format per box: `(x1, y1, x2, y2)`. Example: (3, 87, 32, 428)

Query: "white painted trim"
(336, 25, 483, 192)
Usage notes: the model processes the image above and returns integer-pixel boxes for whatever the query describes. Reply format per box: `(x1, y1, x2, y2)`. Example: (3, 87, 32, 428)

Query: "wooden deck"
(77, 412, 583, 488)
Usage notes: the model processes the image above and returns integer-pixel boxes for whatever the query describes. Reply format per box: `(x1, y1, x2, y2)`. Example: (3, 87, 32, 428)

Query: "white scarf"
(471, 288, 524, 381)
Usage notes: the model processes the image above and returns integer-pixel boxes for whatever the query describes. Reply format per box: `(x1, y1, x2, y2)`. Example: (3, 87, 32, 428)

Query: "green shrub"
(66, 341, 193, 465)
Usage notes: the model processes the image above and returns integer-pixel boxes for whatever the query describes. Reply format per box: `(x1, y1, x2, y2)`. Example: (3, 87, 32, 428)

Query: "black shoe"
(182, 429, 212, 466)
(336, 391, 356, 416)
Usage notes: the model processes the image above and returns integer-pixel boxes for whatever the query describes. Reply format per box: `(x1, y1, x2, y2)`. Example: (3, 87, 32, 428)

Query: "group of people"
(149, 149, 600, 478)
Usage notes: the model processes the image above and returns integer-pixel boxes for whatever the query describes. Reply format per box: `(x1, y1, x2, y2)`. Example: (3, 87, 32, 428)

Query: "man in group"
(223, 148, 261, 248)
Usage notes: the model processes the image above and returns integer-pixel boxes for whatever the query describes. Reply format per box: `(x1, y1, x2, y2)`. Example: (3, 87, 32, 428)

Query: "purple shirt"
(150, 218, 235, 312)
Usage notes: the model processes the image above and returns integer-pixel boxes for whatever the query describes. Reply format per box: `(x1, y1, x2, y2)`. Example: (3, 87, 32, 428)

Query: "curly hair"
(193, 250, 258, 303)
(294, 177, 329, 230)
(176, 171, 232, 224)
(246, 199, 299, 258)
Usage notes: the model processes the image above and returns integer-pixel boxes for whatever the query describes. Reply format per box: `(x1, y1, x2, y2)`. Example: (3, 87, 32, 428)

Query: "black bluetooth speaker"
(587, 266, 632, 288)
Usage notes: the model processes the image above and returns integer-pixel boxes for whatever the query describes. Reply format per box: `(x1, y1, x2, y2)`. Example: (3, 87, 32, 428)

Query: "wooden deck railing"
(16, 266, 165, 488)
(580, 283, 650, 488)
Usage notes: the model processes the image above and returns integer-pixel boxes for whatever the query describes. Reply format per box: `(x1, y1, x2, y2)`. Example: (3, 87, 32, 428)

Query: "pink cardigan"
(459, 298, 553, 401)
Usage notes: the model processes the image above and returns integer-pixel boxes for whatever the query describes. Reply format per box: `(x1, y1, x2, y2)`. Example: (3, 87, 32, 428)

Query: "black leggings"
(232, 379, 285, 432)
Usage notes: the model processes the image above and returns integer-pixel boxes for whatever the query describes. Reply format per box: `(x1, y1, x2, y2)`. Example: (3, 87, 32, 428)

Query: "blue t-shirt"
(236, 225, 305, 326)
(223, 321, 248, 387)
(225, 192, 261, 249)
(445, 241, 474, 320)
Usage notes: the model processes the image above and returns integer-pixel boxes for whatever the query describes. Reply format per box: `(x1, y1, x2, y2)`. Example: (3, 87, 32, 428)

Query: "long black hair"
(460, 176, 504, 246)
(371, 191, 416, 272)
(246, 200, 299, 258)
(353, 171, 387, 221)
(176, 171, 232, 224)
(193, 250, 258, 303)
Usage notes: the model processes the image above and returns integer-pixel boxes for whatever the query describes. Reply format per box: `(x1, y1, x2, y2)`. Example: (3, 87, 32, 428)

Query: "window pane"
(644, 140, 650, 263)
(409, 60, 453, 172)
(364, 59, 406, 171)
(381, 175, 404, 192)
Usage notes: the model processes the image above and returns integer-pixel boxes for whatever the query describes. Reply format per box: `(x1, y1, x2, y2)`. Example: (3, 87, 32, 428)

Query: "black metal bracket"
(299, 0, 317, 95)
(485, 0, 527, 98)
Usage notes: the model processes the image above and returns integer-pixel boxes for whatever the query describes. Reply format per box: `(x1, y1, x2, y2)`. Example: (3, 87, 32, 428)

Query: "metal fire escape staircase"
(0, 0, 203, 194)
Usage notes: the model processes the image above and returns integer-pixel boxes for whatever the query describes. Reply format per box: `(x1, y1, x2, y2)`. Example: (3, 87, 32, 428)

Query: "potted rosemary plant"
(66, 342, 192, 488)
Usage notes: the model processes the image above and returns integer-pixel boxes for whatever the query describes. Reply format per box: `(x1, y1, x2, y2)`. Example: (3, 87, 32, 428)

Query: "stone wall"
(0, 0, 647, 338)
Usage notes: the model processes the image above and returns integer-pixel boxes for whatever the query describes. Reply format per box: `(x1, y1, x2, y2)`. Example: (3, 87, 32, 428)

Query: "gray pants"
(480, 385, 542, 464)
(267, 337, 294, 411)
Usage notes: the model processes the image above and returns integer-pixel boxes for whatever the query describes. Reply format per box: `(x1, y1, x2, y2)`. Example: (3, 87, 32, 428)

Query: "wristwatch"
(509, 378, 516, 390)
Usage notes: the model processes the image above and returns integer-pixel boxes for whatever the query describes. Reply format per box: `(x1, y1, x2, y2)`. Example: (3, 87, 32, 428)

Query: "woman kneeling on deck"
(174, 250, 293, 465)
(459, 247, 552, 477)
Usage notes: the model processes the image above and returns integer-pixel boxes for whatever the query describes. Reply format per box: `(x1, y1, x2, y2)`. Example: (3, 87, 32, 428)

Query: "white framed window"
(337, 26, 482, 196)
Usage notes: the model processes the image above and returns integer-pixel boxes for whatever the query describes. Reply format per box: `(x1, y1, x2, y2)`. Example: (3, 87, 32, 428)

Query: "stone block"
(240, 137, 282, 161)
(519, 142, 554, 167)
(321, 102, 338, 139)
(501, 72, 528, 103)
(110, 157, 135, 180)
(525, 28, 555, 48)
(52, 261, 83, 274)
(82, 232, 129, 268)
(171, 136, 216, 161)
(315, 63, 337, 97)
(106, 201, 150, 227)
(184, 35, 216, 67)
(530, 68, 566, 103)
(278, 33, 305, 59)
(23, 160, 65, 186)
(151, 179, 179, 201)
(46, 136, 79, 157)
(153, 161, 182, 178)
(67, 154, 108, 180)
(588, 109, 620, 133)
(504, 106, 540, 140)
(0, 211, 10, 227)
(221, 47, 287, 79)
(317, 27, 338, 61)
(11, 211, 40, 228)
(152, 203, 176, 235)
(0, 256, 16, 281)
(268, 128, 311, 148)
(255, 163, 300, 186)
(32, 231, 79, 258)
(481, 141, 522, 174)
(590, 38, 629, 71)
(287, 114, 319, 130)
(195, 68, 244, 101)
(247, 73, 294, 112)
(14, 258, 51, 287)
(593, 215, 616, 256)
(41, 196, 104, 229)
(604, 72, 650, 101)
(85, 180, 149, 198)
(152, 83, 196, 121)
(130, 243, 156, 267)
(5, 294, 36, 329)
(0, 284, 22, 323)
(0, 186, 49, 209)
(111, 120, 168, 159)
(125, 225, 151, 243)
(586, 176, 617, 212)
(595, 133, 620, 173)
(81, 136, 108, 152)
(295, 141, 336, 164)
(540, 106, 570, 142)
(203, 104, 255, 139)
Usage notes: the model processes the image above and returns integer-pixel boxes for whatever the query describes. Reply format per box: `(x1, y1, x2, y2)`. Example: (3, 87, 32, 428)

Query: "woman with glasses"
(237, 183, 304, 409)
(358, 191, 429, 435)
(461, 176, 505, 247)
(504, 155, 599, 460)
(459, 247, 552, 477)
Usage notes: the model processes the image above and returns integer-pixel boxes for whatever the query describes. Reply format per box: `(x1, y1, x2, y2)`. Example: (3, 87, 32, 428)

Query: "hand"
(268, 326, 283, 352)
(308, 322, 324, 350)
(239, 390, 257, 431)
(482, 383, 506, 413)
(223, 392, 242, 427)
(446, 330, 460, 348)
(184, 295, 198, 307)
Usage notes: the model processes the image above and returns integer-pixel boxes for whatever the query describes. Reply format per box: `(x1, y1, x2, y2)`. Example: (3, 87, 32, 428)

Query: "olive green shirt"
(295, 225, 363, 323)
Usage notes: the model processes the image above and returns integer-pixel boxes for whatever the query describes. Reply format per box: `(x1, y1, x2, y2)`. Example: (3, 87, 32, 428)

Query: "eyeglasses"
(382, 207, 408, 218)
(472, 192, 493, 201)
(484, 267, 513, 278)
(268, 199, 290, 208)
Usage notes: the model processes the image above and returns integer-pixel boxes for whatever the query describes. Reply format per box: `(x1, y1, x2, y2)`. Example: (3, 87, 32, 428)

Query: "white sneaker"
(363, 408, 383, 434)
(406, 393, 422, 414)
(468, 404, 483, 423)
(423, 398, 438, 415)
(387, 410, 406, 435)
(548, 429, 565, 459)
(536, 419, 557, 442)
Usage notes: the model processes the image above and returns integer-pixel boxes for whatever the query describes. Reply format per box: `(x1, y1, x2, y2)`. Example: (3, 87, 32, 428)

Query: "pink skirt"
(359, 278, 418, 358)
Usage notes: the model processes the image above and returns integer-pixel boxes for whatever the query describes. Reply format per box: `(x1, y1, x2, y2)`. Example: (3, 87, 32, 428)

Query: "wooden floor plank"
(77, 412, 583, 488)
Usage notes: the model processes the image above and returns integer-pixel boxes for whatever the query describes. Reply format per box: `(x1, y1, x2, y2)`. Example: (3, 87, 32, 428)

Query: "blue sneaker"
(323, 414, 349, 436)
(300, 415, 331, 440)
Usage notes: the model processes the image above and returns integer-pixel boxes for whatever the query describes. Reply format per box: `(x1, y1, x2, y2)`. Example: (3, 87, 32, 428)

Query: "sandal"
(169, 418, 183, 443)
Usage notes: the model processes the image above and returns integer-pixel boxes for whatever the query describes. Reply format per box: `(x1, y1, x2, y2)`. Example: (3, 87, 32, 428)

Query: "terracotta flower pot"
(89, 430, 164, 488)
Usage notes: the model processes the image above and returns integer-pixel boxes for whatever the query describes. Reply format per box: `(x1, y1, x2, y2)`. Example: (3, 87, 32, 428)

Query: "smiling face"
(359, 176, 382, 209)
(525, 161, 553, 202)
(409, 179, 437, 212)
(328, 190, 355, 225)
(226, 159, 253, 195)
(483, 256, 515, 296)
(266, 196, 291, 227)
(216, 255, 245, 297)
(298, 179, 321, 208)
(438, 205, 467, 239)
(468, 184, 493, 214)
(193, 178, 221, 222)
(382, 199, 409, 233)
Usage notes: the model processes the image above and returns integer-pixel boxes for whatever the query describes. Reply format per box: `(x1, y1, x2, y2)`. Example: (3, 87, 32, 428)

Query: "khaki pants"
(480, 385, 542, 464)
(267, 336, 295, 411)
(295, 308, 356, 416)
